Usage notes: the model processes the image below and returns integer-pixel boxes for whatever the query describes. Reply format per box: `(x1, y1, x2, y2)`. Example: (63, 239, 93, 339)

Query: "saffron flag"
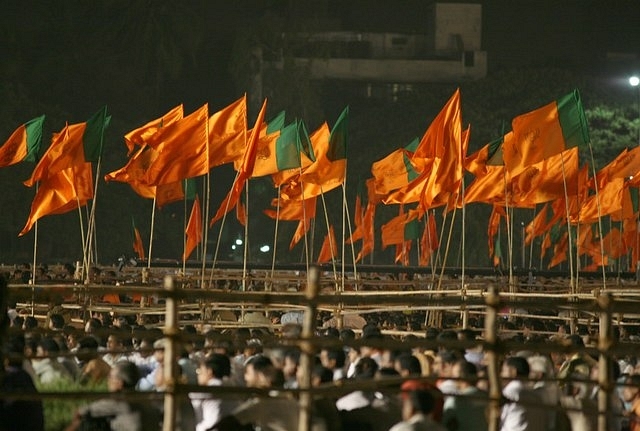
(371, 137, 420, 195)
(250, 119, 302, 178)
(105, 145, 195, 207)
(183, 195, 202, 261)
(0, 115, 45, 167)
(346, 194, 364, 245)
(124, 104, 183, 155)
(20, 162, 94, 236)
(142, 104, 209, 186)
(524, 204, 549, 245)
(208, 95, 248, 168)
(25, 107, 109, 187)
(271, 121, 315, 187)
(356, 201, 376, 262)
(574, 177, 627, 223)
(503, 90, 589, 177)
(465, 134, 503, 176)
(512, 147, 579, 206)
(132, 218, 145, 260)
(210, 99, 267, 226)
(317, 225, 337, 263)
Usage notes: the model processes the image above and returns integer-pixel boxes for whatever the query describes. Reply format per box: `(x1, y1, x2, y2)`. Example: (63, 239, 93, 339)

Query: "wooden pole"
(163, 275, 178, 431)
(298, 265, 320, 431)
(597, 293, 613, 431)
(484, 286, 502, 431)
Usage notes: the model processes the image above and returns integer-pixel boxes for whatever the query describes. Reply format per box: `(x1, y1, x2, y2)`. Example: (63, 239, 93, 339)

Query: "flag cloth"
(381, 209, 410, 249)
(132, 218, 145, 260)
(548, 231, 569, 268)
(608, 145, 640, 181)
(0, 115, 45, 167)
(183, 195, 202, 261)
(574, 177, 627, 224)
(487, 205, 504, 259)
(250, 120, 302, 177)
(464, 166, 511, 205)
(25, 107, 109, 187)
(124, 104, 183, 155)
(356, 201, 376, 262)
(105, 145, 195, 207)
(346, 194, 364, 245)
(512, 147, 579, 206)
(20, 162, 94, 236)
(317, 225, 337, 263)
(371, 137, 420, 195)
(395, 240, 412, 266)
(142, 104, 209, 186)
(524, 204, 549, 245)
(464, 135, 503, 176)
(503, 90, 590, 177)
(271, 121, 314, 187)
(208, 95, 248, 168)
(264, 195, 317, 221)
(290, 216, 313, 251)
(210, 99, 267, 226)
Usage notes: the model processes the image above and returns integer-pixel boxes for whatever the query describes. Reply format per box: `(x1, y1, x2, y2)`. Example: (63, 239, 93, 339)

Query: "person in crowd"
(65, 361, 161, 431)
(527, 354, 560, 431)
(0, 334, 45, 431)
(76, 336, 111, 385)
(434, 350, 460, 395)
(395, 352, 423, 378)
(32, 336, 73, 384)
(500, 356, 545, 431)
(243, 354, 283, 389)
(442, 359, 488, 431)
(320, 346, 346, 381)
(190, 353, 238, 431)
(102, 330, 128, 367)
(389, 380, 446, 431)
(282, 349, 300, 389)
(623, 374, 640, 431)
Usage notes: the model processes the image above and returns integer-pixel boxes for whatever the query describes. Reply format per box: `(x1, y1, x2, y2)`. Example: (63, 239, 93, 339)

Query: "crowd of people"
(2, 268, 640, 431)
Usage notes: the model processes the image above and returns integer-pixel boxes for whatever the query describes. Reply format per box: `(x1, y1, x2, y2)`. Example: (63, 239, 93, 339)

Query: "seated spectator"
(389, 381, 446, 431)
(76, 336, 111, 385)
(65, 361, 161, 431)
(190, 353, 238, 431)
(32, 336, 73, 384)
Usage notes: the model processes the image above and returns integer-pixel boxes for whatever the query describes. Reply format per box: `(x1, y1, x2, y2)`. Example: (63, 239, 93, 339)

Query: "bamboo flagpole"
(147, 196, 157, 271)
(318, 187, 338, 288)
(269, 187, 281, 291)
(588, 143, 608, 290)
(201, 173, 211, 288)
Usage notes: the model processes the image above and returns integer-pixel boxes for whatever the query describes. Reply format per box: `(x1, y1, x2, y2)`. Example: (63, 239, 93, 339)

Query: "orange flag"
(142, 104, 209, 186)
(290, 216, 313, 251)
(132, 221, 145, 260)
(487, 205, 505, 258)
(603, 228, 627, 259)
(574, 177, 626, 224)
(104, 145, 190, 207)
(124, 104, 183, 155)
(356, 201, 376, 263)
(0, 115, 45, 167)
(183, 195, 202, 261)
(381, 210, 408, 249)
(264, 195, 317, 222)
(395, 240, 412, 266)
(524, 204, 549, 245)
(464, 166, 510, 205)
(20, 162, 93, 236)
(503, 90, 589, 177)
(548, 231, 569, 268)
(346, 194, 364, 245)
(512, 147, 579, 206)
(209, 95, 248, 168)
(317, 225, 337, 263)
(210, 99, 267, 226)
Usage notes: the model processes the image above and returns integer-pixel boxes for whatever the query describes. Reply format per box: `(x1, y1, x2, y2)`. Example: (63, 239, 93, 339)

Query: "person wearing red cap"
(389, 380, 446, 431)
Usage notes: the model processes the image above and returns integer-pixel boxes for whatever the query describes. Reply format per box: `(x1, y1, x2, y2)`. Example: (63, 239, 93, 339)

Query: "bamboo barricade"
(4, 267, 640, 431)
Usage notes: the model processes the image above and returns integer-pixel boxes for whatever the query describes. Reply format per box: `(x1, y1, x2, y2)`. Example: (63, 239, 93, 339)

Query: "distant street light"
(260, 245, 270, 253)
(235, 238, 243, 246)
(631, 75, 640, 145)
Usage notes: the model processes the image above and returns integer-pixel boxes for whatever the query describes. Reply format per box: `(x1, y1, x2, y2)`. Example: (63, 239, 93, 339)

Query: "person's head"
(282, 350, 300, 380)
(354, 356, 379, 380)
(320, 347, 345, 371)
(400, 381, 436, 421)
(501, 356, 530, 380)
(197, 353, 231, 385)
(394, 353, 422, 377)
(3, 334, 26, 367)
(153, 338, 167, 363)
(452, 359, 477, 390)
(108, 361, 141, 392)
(76, 336, 100, 361)
(37, 336, 60, 358)
(623, 374, 640, 403)
(244, 354, 275, 388)
(310, 365, 333, 387)
(434, 350, 460, 378)
(106, 331, 125, 353)
(48, 313, 65, 331)
(22, 315, 38, 331)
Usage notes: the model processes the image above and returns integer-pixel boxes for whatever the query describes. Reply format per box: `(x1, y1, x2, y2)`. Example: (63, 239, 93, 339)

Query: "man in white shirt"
(500, 356, 545, 431)
(190, 353, 238, 431)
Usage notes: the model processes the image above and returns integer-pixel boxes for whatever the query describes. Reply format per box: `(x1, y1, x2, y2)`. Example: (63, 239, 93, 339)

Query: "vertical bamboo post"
(484, 286, 502, 431)
(597, 293, 613, 431)
(163, 275, 178, 431)
(298, 265, 320, 431)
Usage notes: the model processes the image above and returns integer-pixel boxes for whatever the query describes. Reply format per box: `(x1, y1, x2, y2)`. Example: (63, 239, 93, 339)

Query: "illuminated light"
(235, 238, 243, 245)
(630, 76, 640, 87)
(260, 245, 270, 253)
(231, 245, 236, 250)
